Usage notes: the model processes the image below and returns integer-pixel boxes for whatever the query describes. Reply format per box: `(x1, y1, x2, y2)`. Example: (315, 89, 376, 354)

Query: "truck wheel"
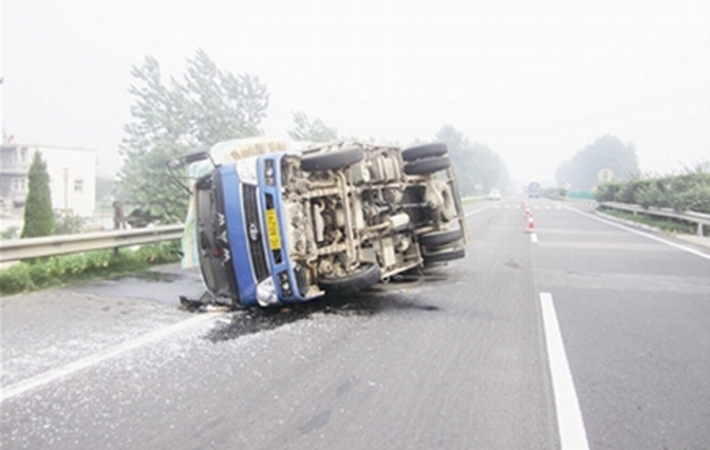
(402, 143, 448, 162)
(423, 247, 465, 265)
(404, 156, 450, 175)
(419, 229, 463, 247)
(301, 146, 364, 172)
(319, 263, 381, 294)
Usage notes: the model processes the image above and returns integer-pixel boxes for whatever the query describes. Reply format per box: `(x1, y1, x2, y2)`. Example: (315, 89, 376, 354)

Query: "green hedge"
(0, 241, 182, 296)
(595, 172, 710, 213)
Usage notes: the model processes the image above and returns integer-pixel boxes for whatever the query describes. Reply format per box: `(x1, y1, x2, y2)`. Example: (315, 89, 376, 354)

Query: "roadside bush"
(0, 240, 182, 296)
(614, 179, 652, 204)
(104, 251, 150, 274)
(0, 264, 34, 295)
(135, 241, 182, 264)
(596, 169, 710, 233)
(57, 253, 89, 276)
(595, 182, 622, 202)
(28, 263, 53, 289)
(637, 179, 671, 209)
(669, 172, 708, 193)
(85, 251, 113, 272)
(669, 184, 710, 213)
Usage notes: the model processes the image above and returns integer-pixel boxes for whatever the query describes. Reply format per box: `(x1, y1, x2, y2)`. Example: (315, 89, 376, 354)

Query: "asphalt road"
(2, 198, 709, 449)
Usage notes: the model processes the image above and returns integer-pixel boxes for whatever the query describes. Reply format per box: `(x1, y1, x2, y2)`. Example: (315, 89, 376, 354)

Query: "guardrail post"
(698, 223, 705, 237)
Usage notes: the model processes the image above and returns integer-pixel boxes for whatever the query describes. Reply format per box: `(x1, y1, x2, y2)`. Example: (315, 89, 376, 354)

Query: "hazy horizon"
(2, 0, 709, 185)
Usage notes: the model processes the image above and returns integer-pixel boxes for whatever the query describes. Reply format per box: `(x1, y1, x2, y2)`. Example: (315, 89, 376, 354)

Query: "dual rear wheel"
(418, 228, 466, 265)
(402, 143, 451, 175)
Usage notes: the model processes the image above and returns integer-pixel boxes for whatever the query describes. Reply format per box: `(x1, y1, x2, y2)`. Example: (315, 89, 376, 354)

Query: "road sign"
(598, 168, 614, 183)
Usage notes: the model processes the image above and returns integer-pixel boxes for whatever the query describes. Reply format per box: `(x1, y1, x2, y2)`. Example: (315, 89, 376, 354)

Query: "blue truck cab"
(194, 153, 317, 306)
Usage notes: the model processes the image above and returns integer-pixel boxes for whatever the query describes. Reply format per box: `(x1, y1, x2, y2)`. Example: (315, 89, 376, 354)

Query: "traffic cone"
(524, 201, 532, 217)
(526, 216, 535, 233)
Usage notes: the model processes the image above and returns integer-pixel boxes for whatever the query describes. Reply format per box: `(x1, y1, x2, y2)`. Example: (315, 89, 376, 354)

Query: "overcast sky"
(2, 0, 709, 185)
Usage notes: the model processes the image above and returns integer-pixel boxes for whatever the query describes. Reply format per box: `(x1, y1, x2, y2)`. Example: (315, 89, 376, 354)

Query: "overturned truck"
(181, 138, 467, 307)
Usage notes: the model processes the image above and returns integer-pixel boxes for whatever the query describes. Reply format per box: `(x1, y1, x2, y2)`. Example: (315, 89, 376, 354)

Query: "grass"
(0, 241, 182, 296)
(598, 207, 698, 235)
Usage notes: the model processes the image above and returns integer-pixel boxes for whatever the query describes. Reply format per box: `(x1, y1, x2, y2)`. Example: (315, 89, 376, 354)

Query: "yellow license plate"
(265, 209, 282, 250)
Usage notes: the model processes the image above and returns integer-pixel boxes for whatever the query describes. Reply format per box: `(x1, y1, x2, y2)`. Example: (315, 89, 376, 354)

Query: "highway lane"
(2, 198, 709, 449)
(530, 200, 710, 449)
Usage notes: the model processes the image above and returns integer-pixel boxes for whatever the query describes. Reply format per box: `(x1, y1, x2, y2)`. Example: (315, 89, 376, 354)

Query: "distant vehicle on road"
(178, 138, 468, 308)
(488, 188, 501, 201)
(528, 181, 541, 198)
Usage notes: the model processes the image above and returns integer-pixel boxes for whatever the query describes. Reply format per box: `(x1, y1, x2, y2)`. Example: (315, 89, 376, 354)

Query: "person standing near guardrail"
(113, 201, 127, 230)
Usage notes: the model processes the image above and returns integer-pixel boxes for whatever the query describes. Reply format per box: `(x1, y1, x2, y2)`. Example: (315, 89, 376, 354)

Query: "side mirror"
(185, 145, 212, 164)
(165, 145, 217, 196)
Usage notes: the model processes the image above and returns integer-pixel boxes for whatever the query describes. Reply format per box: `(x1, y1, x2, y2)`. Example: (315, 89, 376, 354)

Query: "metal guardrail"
(599, 202, 710, 236)
(0, 225, 184, 263)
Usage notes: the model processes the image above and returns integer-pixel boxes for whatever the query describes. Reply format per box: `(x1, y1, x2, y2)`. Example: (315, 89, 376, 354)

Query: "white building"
(0, 143, 97, 216)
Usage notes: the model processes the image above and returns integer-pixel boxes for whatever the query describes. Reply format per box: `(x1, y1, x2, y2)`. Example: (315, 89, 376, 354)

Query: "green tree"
(21, 151, 55, 238)
(556, 134, 639, 190)
(434, 125, 510, 196)
(288, 111, 338, 142)
(119, 49, 269, 223)
(185, 49, 269, 144)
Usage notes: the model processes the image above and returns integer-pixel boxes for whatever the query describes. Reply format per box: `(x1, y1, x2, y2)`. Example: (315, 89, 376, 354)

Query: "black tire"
(402, 143, 448, 162)
(423, 247, 466, 265)
(301, 146, 364, 172)
(318, 263, 381, 294)
(419, 229, 463, 247)
(404, 156, 450, 175)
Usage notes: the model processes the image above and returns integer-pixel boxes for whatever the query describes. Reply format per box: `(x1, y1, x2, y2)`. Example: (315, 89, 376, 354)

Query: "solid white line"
(540, 292, 590, 450)
(566, 207, 710, 262)
(530, 232, 538, 243)
(0, 313, 219, 403)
